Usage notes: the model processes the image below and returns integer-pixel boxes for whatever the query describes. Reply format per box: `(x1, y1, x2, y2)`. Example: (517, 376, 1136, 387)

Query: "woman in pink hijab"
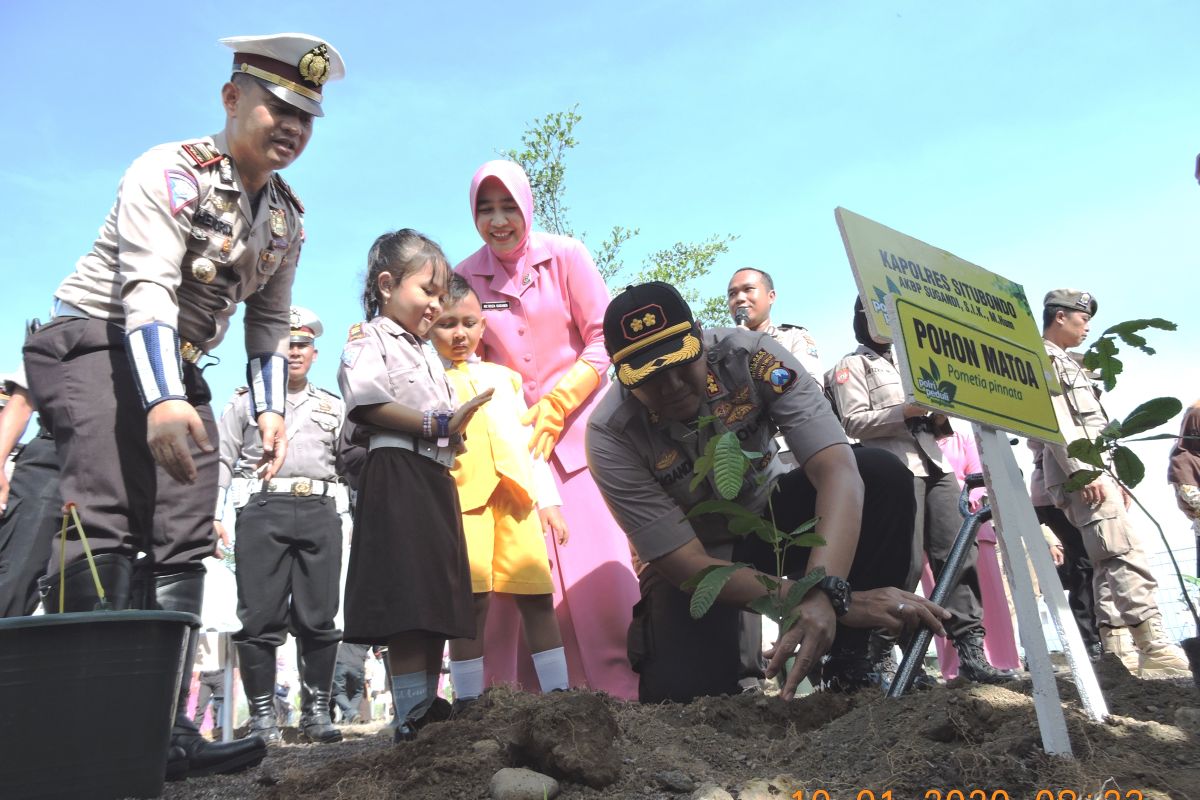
(455, 160, 639, 700)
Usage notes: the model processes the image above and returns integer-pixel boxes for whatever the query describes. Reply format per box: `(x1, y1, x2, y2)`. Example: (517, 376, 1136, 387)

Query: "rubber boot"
(954, 632, 1017, 684)
(1129, 616, 1190, 678)
(1100, 625, 1139, 674)
(237, 641, 283, 745)
(155, 570, 267, 780)
(37, 553, 133, 613)
(297, 640, 343, 743)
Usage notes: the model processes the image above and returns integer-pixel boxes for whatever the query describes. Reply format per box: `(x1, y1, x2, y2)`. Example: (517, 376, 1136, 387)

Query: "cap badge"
(192, 257, 217, 284)
(298, 44, 331, 85)
(622, 305, 664, 340)
(1077, 292, 1091, 309)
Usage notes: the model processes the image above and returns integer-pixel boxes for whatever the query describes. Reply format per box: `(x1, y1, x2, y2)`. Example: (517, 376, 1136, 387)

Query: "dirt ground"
(160, 658, 1200, 800)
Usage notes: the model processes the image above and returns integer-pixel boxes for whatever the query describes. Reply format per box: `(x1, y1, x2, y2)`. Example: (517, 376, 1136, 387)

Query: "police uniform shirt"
(1040, 338, 1108, 490)
(53, 131, 303, 356)
(218, 382, 343, 486)
(827, 344, 946, 477)
(766, 323, 822, 382)
(586, 329, 847, 563)
(337, 316, 456, 445)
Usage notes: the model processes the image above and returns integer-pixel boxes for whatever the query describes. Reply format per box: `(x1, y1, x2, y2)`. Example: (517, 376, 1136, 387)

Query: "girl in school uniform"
(456, 160, 639, 700)
(338, 229, 492, 741)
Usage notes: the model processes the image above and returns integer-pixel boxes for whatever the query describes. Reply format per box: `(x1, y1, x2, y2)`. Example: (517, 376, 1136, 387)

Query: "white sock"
(449, 657, 484, 700)
(531, 647, 569, 693)
(391, 671, 426, 725)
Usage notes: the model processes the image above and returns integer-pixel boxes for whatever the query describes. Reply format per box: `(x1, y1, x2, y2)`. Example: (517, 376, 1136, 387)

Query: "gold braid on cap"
(617, 333, 701, 386)
(238, 63, 322, 102)
(611, 321, 693, 363)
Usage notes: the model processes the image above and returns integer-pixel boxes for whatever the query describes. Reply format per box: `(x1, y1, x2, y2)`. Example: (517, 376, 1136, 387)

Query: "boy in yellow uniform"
(429, 275, 569, 704)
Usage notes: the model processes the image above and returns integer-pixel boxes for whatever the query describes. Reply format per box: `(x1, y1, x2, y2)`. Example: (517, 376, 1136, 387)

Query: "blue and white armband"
(247, 353, 287, 419)
(125, 322, 187, 410)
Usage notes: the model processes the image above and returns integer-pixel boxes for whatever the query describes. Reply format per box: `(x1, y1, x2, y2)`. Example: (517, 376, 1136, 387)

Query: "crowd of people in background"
(0, 29, 1196, 786)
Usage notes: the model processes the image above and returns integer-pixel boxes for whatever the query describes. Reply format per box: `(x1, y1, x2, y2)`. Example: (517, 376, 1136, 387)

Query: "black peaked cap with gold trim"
(220, 33, 345, 118)
(605, 281, 702, 388)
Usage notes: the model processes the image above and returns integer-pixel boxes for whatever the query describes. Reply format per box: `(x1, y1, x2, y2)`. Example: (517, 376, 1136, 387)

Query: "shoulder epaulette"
(181, 141, 223, 169)
(271, 173, 305, 214)
(312, 384, 342, 401)
(778, 323, 807, 331)
(346, 322, 366, 342)
(234, 386, 249, 396)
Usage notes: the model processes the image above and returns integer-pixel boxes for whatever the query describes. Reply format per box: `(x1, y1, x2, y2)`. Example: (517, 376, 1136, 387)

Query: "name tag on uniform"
(482, 301, 510, 310)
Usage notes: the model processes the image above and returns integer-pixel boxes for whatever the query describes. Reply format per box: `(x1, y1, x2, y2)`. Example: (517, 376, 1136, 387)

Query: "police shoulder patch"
(181, 141, 223, 168)
(272, 173, 305, 214)
(767, 365, 797, 394)
(749, 349, 776, 381)
(835, 368, 851, 385)
(165, 169, 199, 215)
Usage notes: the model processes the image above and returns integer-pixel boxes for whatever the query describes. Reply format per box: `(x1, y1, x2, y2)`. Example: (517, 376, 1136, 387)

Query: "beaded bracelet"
(421, 409, 433, 439)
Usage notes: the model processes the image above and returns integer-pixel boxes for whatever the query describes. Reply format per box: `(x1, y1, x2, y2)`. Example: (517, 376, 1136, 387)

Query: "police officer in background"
(727, 268, 822, 382)
(22, 33, 344, 779)
(0, 357, 61, 617)
(826, 298, 1012, 685)
(217, 307, 346, 743)
(587, 282, 947, 702)
(1034, 289, 1188, 677)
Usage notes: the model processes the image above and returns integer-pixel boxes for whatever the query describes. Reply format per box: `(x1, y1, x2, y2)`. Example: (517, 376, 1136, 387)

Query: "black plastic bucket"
(0, 610, 199, 800)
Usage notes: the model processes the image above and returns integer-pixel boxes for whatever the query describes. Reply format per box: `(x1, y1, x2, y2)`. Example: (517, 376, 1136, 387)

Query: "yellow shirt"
(447, 360, 558, 513)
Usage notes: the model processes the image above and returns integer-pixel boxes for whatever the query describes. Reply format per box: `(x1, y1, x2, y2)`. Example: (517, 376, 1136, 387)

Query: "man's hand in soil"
(764, 591, 838, 700)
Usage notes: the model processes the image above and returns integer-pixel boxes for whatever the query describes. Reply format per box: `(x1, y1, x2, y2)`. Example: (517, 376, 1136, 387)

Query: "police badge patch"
(767, 365, 797, 394)
(165, 169, 199, 215)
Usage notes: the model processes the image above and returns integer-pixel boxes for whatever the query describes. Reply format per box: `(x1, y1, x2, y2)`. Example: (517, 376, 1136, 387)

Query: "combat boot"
(820, 647, 875, 693)
(297, 640, 343, 744)
(38, 553, 133, 613)
(237, 641, 282, 744)
(1100, 626, 1139, 674)
(1129, 616, 1190, 678)
(156, 571, 267, 779)
(954, 633, 1017, 684)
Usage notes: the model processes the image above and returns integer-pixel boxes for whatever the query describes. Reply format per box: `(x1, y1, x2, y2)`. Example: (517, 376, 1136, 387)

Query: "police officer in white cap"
(22, 33, 344, 779)
(217, 306, 347, 744)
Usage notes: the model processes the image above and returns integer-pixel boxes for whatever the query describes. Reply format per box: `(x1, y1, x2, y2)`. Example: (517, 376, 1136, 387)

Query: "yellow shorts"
(461, 483, 553, 595)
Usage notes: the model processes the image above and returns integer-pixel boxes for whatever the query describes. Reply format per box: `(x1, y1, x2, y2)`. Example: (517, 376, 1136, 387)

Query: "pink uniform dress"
(455, 160, 639, 700)
(921, 431, 1021, 677)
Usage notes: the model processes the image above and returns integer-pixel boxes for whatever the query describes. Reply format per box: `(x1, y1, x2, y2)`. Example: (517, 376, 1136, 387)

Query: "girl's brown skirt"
(342, 447, 474, 644)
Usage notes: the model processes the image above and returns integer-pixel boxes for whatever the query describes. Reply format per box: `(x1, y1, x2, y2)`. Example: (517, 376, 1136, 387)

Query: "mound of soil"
(161, 660, 1200, 799)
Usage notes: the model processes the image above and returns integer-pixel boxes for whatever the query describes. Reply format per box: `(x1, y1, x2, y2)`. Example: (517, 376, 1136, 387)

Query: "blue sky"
(3, 2, 1198, 618)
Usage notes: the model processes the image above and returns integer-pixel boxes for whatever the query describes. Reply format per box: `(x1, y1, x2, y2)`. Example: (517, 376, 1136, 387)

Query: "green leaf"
(1183, 575, 1200, 588)
(686, 498, 758, 519)
(1084, 337, 1122, 392)
(748, 594, 783, 622)
(930, 359, 942, 383)
(1064, 469, 1103, 492)
(753, 573, 779, 591)
(789, 516, 820, 536)
(1125, 432, 1191, 442)
(785, 567, 827, 609)
(1104, 318, 1177, 356)
(1066, 437, 1106, 469)
(788, 532, 828, 548)
(730, 516, 774, 541)
(1100, 420, 1122, 439)
(713, 432, 748, 500)
(689, 459, 712, 492)
(1119, 397, 1183, 437)
(740, 450, 763, 461)
(681, 563, 745, 619)
(695, 415, 719, 431)
(1111, 445, 1145, 488)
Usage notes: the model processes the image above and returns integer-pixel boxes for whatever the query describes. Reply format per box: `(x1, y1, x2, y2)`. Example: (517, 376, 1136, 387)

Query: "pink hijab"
(469, 159, 535, 272)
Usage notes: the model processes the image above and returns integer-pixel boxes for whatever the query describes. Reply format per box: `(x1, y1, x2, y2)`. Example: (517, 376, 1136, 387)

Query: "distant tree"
(503, 105, 735, 326)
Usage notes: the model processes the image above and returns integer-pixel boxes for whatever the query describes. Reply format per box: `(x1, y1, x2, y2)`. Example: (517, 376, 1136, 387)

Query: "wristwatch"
(816, 575, 852, 617)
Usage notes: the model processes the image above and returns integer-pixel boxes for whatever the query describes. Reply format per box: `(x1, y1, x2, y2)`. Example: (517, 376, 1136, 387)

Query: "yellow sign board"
(890, 297, 1063, 442)
(836, 207, 1063, 443)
